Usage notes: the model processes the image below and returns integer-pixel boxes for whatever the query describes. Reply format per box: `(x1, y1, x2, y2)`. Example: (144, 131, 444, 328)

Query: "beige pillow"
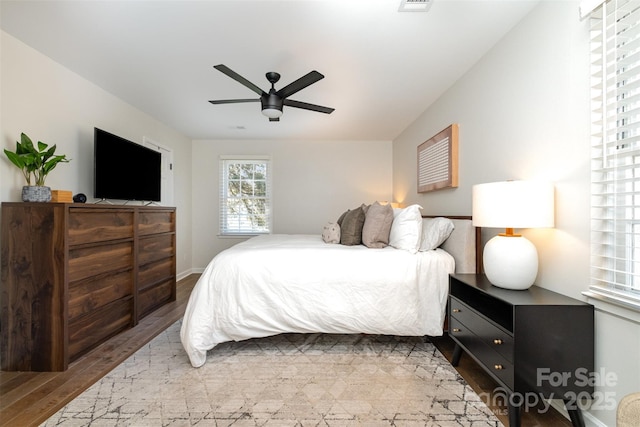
(362, 202, 394, 248)
(340, 206, 366, 245)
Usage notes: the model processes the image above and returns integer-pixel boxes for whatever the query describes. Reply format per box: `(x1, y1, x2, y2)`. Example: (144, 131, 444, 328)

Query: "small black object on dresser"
(448, 273, 594, 427)
(73, 192, 87, 203)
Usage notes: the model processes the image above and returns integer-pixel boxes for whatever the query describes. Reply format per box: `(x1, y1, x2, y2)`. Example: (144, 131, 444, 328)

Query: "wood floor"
(0, 273, 572, 427)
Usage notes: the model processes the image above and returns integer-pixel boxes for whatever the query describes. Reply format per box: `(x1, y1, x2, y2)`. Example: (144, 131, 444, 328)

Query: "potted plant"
(4, 132, 70, 202)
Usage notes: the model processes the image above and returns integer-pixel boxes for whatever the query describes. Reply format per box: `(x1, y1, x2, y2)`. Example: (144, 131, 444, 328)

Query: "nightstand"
(448, 274, 594, 427)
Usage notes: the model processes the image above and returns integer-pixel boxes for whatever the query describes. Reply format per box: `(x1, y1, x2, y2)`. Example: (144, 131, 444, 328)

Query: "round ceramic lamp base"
(483, 234, 538, 290)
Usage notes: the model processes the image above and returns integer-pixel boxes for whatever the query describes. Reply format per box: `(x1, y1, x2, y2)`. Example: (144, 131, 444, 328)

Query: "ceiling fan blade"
(209, 99, 260, 104)
(276, 71, 324, 99)
(214, 64, 266, 96)
(284, 99, 334, 114)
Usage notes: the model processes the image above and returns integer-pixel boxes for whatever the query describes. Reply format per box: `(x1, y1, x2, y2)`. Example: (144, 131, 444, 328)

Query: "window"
(219, 156, 271, 235)
(588, 0, 640, 310)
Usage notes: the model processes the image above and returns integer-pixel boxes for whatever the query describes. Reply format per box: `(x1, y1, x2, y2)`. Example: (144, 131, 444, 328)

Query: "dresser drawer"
(139, 234, 175, 265)
(450, 317, 514, 389)
(138, 211, 175, 236)
(68, 241, 134, 283)
(68, 209, 134, 245)
(68, 297, 133, 361)
(68, 270, 133, 320)
(450, 297, 514, 362)
(138, 278, 174, 319)
(138, 257, 174, 290)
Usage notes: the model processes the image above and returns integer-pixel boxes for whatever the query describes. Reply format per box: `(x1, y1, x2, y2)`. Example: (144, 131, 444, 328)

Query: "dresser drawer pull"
(452, 328, 461, 332)
(493, 339, 503, 345)
(494, 364, 504, 370)
(452, 308, 461, 313)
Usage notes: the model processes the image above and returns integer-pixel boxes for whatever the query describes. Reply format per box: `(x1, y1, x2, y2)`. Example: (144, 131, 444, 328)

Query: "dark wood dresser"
(448, 274, 594, 427)
(1, 203, 176, 371)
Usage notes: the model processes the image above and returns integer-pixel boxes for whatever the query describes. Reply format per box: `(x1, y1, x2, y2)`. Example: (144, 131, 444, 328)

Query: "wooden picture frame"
(417, 124, 458, 193)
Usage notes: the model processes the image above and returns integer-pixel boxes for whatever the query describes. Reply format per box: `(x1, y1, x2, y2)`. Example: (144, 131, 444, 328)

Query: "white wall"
(0, 31, 193, 277)
(191, 139, 392, 267)
(393, 1, 637, 426)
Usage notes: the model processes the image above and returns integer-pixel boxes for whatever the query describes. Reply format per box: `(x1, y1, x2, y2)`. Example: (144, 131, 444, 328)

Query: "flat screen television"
(94, 128, 162, 202)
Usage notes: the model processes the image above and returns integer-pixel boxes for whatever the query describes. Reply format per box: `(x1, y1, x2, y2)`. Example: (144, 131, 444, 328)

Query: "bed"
(181, 208, 480, 368)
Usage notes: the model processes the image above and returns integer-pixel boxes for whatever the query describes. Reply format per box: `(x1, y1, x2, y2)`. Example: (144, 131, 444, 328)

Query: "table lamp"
(472, 181, 555, 290)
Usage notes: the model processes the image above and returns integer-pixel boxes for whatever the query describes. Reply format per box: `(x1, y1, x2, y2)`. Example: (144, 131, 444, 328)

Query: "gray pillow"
(362, 202, 393, 248)
(337, 210, 348, 226)
(340, 206, 366, 245)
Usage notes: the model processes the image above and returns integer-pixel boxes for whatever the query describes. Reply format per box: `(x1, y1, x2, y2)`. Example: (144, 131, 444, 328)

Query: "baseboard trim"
(177, 269, 199, 281)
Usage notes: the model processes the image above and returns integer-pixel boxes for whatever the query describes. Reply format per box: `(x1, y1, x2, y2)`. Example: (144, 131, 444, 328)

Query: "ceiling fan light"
(262, 108, 282, 119)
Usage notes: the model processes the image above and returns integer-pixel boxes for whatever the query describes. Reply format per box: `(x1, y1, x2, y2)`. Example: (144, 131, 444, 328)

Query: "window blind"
(219, 156, 271, 235)
(589, 0, 640, 309)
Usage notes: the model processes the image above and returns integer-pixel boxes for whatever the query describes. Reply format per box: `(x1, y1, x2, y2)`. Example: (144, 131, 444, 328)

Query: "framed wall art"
(417, 123, 459, 193)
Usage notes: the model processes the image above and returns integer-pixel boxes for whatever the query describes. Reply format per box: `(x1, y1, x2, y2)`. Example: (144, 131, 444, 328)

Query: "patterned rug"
(42, 320, 503, 426)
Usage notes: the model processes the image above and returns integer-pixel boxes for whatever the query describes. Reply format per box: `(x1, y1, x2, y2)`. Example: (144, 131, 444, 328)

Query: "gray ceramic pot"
(22, 185, 51, 202)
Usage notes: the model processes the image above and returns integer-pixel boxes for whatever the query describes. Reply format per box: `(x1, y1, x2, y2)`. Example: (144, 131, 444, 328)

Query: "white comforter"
(180, 234, 454, 367)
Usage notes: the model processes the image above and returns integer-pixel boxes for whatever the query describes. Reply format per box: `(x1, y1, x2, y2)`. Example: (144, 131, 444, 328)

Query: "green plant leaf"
(20, 133, 36, 154)
(4, 149, 25, 169)
(4, 133, 69, 186)
(42, 155, 69, 175)
(42, 144, 56, 163)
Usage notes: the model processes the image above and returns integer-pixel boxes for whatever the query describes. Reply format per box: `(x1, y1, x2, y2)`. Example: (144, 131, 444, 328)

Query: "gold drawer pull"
(452, 328, 461, 332)
(452, 308, 461, 313)
(494, 364, 504, 370)
(493, 339, 503, 345)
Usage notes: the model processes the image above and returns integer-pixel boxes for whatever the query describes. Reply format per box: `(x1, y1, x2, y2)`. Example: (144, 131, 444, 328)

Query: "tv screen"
(94, 128, 162, 202)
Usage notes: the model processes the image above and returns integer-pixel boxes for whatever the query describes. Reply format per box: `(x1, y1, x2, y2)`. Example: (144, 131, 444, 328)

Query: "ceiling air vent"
(398, 0, 432, 12)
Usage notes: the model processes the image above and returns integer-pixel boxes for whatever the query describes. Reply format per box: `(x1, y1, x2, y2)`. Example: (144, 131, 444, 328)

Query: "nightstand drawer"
(450, 317, 514, 389)
(450, 297, 514, 362)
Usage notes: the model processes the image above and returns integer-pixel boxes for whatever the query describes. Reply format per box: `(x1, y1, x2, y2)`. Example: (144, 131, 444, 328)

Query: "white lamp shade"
(472, 181, 554, 229)
(472, 180, 554, 290)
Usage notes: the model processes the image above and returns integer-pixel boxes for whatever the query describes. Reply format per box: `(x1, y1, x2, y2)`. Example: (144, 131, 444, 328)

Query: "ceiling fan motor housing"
(262, 91, 283, 112)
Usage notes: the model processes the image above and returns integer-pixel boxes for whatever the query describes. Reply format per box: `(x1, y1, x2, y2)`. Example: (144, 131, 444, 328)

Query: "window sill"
(582, 289, 640, 324)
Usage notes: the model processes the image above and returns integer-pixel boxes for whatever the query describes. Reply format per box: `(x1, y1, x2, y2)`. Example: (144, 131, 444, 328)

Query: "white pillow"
(389, 204, 423, 253)
(419, 217, 455, 251)
(322, 222, 341, 244)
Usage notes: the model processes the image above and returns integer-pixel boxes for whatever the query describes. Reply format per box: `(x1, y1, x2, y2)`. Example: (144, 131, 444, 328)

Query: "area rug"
(42, 320, 503, 426)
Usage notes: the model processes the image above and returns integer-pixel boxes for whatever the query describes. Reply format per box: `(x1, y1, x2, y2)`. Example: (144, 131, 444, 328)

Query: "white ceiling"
(1, 0, 538, 141)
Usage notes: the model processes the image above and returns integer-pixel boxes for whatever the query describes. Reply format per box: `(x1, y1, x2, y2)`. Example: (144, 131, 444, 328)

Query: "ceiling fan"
(209, 64, 335, 122)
